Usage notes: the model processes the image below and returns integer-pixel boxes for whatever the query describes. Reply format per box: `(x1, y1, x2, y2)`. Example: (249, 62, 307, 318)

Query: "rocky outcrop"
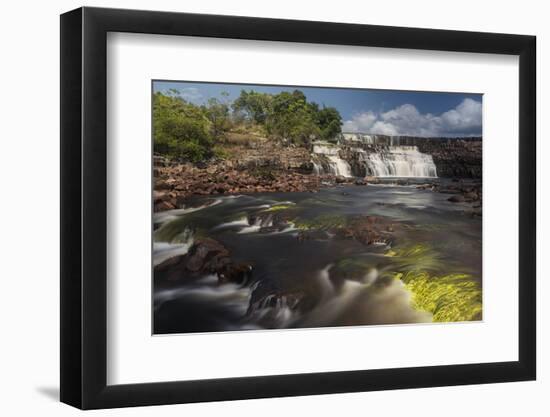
(417, 180, 482, 216)
(219, 137, 313, 172)
(328, 133, 482, 178)
(153, 164, 325, 211)
(416, 139, 482, 178)
(332, 215, 398, 246)
(297, 215, 398, 246)
(339, 134, 482, 179)
(155, 238, 253, 285)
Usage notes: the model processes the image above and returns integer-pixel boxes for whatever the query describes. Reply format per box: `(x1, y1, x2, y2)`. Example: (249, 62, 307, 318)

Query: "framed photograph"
(60, 6, 536, 409)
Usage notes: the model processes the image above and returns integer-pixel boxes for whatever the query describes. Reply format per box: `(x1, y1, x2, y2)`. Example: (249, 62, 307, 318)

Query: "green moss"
(386, 243, 482, 322)
(395, 271, 482, 322)
(293, 214, 348, 230)
(154, 220, 195, 243)
(264, 204, 294, 212)
(385, 243, 443, 272)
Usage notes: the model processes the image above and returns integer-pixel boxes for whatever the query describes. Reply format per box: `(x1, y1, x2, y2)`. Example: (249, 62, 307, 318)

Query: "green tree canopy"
(316, 106, 343, 141)
(266, 90, 320, 146)
(232, 90, 272, 124)
(153, 91, 213, 162)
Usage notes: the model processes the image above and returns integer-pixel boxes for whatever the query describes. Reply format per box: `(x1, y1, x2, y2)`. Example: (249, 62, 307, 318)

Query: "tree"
(266, 90, 320, 146)
(153, 91, 213, 162)
(232, 90, 272, 124)
(316, 106, 342, 141)
(204, 93, 231, 141)
(153, 87, 344, 162)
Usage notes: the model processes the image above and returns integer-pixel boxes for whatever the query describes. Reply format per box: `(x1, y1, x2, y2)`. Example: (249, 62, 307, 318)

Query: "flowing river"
(153, 181, 482, 334)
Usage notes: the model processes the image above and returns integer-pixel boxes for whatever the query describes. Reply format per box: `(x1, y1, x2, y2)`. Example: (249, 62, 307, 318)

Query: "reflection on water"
(153, 181, 482, 334)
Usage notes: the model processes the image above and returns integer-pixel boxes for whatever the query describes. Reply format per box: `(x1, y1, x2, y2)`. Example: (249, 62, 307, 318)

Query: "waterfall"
(312, 138, 437, 178)
(312, 143, 352, 177)
(360, 146, 437, 178)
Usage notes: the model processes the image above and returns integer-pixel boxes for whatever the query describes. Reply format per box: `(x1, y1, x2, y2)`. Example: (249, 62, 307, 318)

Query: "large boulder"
(185, 238, 229, 272)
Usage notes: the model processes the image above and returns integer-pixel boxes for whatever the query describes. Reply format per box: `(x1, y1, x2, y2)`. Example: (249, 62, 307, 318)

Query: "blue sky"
(153, 80, 483, 137)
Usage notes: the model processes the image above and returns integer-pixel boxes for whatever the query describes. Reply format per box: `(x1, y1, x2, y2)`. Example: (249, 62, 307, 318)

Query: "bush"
(153, 92, 213, 162)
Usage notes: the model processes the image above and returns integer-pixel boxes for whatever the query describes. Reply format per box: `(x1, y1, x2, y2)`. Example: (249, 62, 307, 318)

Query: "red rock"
(154, 200, 175, 212)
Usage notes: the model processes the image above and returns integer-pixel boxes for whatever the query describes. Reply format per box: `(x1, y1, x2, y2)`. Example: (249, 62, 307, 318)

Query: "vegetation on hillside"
(153, 88, 342, 162)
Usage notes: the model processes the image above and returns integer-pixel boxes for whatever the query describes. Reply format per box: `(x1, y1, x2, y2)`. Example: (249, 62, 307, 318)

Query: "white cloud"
(342, 111, 377, 132)
(179, 87, 203, 103)
(342, 98, 482, 137)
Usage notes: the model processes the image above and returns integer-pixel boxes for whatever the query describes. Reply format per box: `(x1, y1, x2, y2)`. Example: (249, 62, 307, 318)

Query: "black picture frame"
(60, 6, 536, 410)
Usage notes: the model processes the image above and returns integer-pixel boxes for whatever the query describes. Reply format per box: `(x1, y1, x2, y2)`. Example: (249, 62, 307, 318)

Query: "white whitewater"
(360, 146, 437, 178)
(312, 140, 437, 178)
(312, 143, 352, 177)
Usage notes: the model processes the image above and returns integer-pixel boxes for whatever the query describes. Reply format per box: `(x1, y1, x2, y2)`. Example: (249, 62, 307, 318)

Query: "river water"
(153, 181, 482, 334)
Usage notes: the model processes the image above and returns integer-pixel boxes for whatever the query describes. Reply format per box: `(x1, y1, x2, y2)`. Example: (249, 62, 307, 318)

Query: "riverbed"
(153, 181, 482, 334)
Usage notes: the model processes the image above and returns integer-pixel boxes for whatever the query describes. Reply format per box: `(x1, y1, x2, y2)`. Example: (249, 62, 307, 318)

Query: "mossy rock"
(293, 214, 348, 231)
(263, 204, 294, 212)
(385, 243, 443, 272)
(385, 243, 482, 322)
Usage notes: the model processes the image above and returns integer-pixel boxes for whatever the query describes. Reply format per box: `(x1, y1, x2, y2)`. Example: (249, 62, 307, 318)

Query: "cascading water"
(312, 137, 438, 178)
(360, 146, 437, 178)
(312, 143, 352, 177)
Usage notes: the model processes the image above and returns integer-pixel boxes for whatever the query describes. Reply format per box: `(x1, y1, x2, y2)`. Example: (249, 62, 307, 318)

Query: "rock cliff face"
(416, 139, 482, 178)
(338, 134, 482, 179)
(216, 138, 313, 173)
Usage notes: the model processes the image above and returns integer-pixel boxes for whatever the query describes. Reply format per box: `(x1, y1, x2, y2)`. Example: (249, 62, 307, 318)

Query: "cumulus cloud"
(343, 98, 482, 137)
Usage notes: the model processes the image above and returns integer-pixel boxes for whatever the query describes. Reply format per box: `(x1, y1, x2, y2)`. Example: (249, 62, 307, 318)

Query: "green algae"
(395, 271, 482, 322)
(385, 243, 444, 273)
(292, 214, 348, 230)
(264, 204, 294, 212)
(386, 244, 482, 322)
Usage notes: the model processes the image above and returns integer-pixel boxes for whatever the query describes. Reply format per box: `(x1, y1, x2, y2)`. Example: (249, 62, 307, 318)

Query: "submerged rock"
(448, 195, 465, 203)
(218, 263, 253, 285)
(185, 238, 229, 272)
(155, 238, 253, 285)
(439, 181, 482, 208)
(246, 288, 315, 328)
(336, 215, 396, 246)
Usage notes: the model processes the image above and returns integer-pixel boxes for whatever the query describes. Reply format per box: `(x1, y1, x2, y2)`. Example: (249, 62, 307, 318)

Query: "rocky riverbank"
(416, 179, 482, 216)
(154, 161, 325, 212)
(153, 133, 482, 212)
(154, 162, 481, 217)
